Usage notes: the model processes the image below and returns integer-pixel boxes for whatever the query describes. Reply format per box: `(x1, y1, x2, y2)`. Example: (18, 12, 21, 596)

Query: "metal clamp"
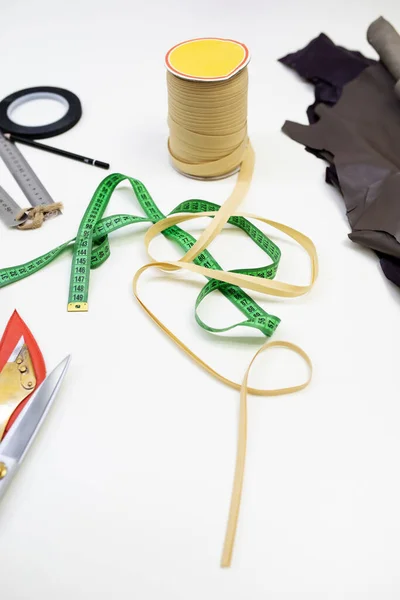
(0, 341, 36, 440)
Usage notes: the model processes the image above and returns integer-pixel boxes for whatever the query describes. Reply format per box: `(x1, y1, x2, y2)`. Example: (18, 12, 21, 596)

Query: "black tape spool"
(0, 86, 82, 139)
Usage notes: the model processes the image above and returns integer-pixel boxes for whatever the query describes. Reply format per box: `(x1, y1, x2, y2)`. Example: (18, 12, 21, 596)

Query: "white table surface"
(1, 0, 400, 598)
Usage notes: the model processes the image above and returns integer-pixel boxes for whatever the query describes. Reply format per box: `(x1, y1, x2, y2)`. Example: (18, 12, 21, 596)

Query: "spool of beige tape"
(165, 38, 251, 180)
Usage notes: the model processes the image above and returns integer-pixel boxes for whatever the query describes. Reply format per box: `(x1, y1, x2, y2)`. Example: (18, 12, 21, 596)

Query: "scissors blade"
(6, 336, 25, 363)
(0, 355, 71, 463)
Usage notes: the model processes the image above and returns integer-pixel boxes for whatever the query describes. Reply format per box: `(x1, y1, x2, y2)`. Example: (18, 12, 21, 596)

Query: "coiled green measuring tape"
(0, 171, 318, 570)
(0, 173, 281, 337)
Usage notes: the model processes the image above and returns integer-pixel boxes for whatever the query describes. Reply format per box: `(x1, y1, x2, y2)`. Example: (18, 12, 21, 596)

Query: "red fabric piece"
(0, 310, 46, 437)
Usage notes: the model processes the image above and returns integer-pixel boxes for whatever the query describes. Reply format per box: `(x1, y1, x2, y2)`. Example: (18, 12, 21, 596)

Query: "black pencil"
(4, 133, 110, 170)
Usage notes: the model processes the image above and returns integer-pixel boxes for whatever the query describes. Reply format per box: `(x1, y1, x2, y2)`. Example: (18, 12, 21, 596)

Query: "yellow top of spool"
(165, 38, 250, 82)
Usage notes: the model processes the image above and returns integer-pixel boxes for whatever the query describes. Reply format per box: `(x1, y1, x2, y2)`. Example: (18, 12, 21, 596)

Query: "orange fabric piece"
(0, 310, 46, 437)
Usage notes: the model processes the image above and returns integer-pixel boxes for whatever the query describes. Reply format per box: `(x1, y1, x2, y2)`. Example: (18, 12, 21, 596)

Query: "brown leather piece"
(283, 63, 400, 259)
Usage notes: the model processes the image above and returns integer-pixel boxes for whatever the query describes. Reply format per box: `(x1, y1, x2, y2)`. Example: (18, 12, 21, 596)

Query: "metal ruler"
(0, 184, 24, 227)
(0, 131, 57, 227)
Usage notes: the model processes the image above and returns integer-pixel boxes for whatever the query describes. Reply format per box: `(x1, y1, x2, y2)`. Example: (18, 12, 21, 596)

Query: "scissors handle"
(0, 455, 18, 502)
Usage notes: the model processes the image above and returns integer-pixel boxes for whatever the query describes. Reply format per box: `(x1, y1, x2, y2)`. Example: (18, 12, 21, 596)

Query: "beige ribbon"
(131, 64, 318, 566)
(132, 162, 317, 566)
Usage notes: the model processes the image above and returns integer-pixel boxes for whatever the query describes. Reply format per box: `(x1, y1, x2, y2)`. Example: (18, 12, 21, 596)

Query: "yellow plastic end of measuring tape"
(67, 302, 88, 312)
(165, 38, 250, 82)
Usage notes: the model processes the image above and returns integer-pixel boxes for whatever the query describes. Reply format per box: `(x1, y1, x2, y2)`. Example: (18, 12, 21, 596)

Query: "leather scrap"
(279, 27, 400, 288)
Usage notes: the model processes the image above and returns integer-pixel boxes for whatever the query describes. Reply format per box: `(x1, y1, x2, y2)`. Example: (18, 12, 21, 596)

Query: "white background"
(1, 0, 400, 598)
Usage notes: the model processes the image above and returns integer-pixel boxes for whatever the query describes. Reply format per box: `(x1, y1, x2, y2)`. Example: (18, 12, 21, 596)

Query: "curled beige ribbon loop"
(143, 209, 318, 296)
(221, 340, 312, 568)
(133, 205, 317, 566)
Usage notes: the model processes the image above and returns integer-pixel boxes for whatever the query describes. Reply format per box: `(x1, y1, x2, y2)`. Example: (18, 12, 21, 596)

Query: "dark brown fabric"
(279, 34, 400, 287)
(283, 63, 400, 259)
(279, 32, 376, 207)
(280, 49, 400, 289)
(279, 33, 376, 124)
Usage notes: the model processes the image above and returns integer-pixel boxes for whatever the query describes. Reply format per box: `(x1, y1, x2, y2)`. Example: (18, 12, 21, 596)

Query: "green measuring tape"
(0, 173, 282, 337)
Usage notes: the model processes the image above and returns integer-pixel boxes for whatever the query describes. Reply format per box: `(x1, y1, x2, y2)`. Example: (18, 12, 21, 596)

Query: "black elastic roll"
(0, 86, 82, 138)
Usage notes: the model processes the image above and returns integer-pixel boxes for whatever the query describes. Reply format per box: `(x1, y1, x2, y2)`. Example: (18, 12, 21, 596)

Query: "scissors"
(0, 335, 70, 501)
